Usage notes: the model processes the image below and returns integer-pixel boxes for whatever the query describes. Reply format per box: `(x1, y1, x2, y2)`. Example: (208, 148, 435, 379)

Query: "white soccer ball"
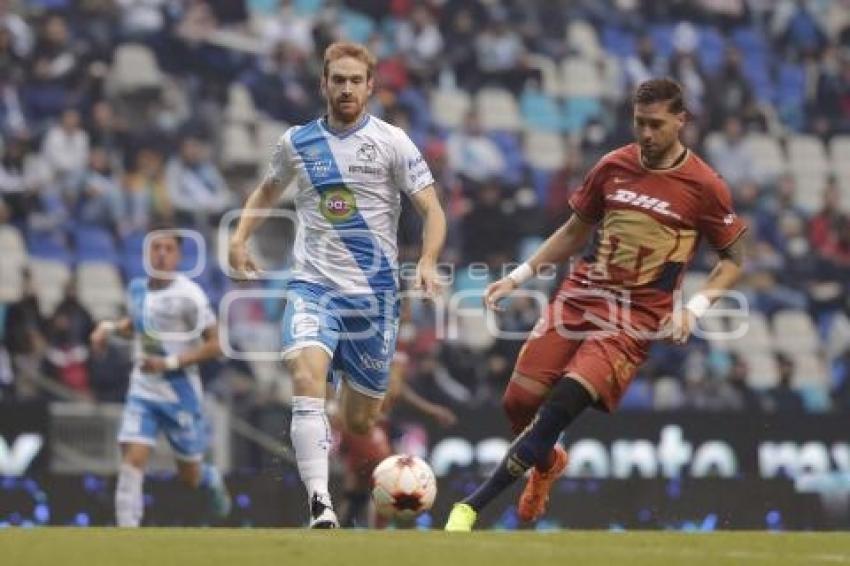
(371, 454, 437, 520)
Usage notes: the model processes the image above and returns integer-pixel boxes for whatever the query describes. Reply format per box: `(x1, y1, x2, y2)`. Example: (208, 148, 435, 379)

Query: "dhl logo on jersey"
(606, 188, 682, 220)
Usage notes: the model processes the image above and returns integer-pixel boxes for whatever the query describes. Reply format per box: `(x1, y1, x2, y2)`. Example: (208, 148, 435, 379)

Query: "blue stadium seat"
(74, 226, 118, 263)
(122, 253, 146, 282)
(799, 386, 831, 413)
(530, 169, 553, 206)
(520, 91, 562, 133)
(777, 63, 806, 130)
(27, 232, 71, 264)
(698, 26, 725, 75)
(602, 25, 636, 58)
(649, 24, 675, 59)
(487, 131, 523, 186)
(454, 265, 491, 308)
(562, 97, 602, 133)
(121, 230, 146, 256)
(340, 10, 376, 44)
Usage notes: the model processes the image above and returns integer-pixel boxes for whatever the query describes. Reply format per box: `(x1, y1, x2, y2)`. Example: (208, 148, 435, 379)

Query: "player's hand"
(429, 405, 457, 428)
(414, 258, 441, 298)
(140, 356, 168, 373)
(228, 239, 260, 280)
(483, 278, 517, 311)
(659, 308, 697, 346)
(89, 322, 111, 355)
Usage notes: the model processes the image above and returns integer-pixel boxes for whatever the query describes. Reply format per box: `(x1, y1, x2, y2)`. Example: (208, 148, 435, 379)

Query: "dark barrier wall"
(0, 401, 49, 476)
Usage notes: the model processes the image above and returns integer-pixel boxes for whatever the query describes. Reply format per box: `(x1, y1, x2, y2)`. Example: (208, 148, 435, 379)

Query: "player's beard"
(331, 95, 365, 126)
(641, 138, 674, 167)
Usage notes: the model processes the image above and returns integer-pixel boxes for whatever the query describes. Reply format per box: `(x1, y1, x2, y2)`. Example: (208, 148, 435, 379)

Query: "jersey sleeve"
(698, 175, 748, 250)
(265, 127, 297, 186)
(391, 129, 434, 196)
(567, 160, 608, 224)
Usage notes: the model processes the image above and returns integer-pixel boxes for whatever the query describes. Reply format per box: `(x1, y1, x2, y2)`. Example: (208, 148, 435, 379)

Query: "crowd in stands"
(1, 0, 850, 418)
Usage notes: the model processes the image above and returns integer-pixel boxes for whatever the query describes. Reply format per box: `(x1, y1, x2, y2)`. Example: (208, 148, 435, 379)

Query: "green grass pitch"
(2, 529, 849, 566)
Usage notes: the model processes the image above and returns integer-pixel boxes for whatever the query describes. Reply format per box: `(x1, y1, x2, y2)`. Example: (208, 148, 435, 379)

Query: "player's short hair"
(632, 78, 686, 115)
(148, 222, 183, 247)
(323, 41, 376, 79)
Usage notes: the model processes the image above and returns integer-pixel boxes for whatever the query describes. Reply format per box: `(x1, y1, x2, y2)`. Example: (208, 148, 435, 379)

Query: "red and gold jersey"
(563, 143, 747, 333)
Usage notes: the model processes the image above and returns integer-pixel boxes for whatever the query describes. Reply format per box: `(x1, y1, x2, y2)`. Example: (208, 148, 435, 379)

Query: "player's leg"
(445, 375, 595, 532)
(115, 397, 158, 527)
(281, 282, 341, 527)
(162, 404, 232, 520)
(285, 346, 336, 527)
(116, 442, 151, 527)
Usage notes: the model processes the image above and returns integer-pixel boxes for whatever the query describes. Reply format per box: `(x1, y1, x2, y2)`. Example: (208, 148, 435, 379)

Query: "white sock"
(115, 463, 144, 527)
(290, 396, 332, 507)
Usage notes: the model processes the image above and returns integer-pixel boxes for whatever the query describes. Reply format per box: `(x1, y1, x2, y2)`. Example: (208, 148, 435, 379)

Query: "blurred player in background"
(336, 344, 456, 528)
(229, 41, 447, 528)
(90, 229, 231, 527)
(445, 78, 747, 531)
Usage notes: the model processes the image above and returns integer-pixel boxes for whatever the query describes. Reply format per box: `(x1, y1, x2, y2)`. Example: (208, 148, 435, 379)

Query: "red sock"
(502, 381, 556, 472)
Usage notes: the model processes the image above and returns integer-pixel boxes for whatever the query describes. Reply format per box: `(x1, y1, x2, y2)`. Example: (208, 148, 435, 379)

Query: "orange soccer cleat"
(517, 445, 568, 522)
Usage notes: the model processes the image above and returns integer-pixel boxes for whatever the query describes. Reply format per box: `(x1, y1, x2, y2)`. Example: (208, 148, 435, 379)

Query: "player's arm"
(484, 213, 595, 310)
(90, 317, 133, 353)
(663, 235, 746, 345)
(409, 185, 447, 298)
(140, 323, 221, 373)
(400, 383, 457, 428)
(228, 175, 286, 277)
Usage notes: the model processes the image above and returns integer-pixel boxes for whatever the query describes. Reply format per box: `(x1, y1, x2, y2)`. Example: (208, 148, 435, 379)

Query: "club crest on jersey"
(304, 146, 332, 178)
(320, 186, 357, 223)
(356, 143, 377, 162)
(607, 188, 682, 220)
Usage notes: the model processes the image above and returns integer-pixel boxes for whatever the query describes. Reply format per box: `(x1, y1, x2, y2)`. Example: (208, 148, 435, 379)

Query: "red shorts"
(515, 298, 649, 411)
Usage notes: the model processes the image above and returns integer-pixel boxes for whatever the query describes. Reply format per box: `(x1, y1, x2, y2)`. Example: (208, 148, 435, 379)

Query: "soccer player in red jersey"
(445, 78, 747, 530)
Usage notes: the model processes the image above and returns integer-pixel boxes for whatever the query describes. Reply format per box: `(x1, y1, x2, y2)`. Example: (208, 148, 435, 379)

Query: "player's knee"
(343, 412, 376, 435)
(290, 367, 324, 396)
(177, 464, 201, 488)
(502, 381, 543, 435)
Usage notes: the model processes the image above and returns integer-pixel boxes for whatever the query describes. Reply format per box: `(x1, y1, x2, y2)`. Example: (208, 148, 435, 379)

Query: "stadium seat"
(798, 385, 831, 413)
(222, 124, 260, 171)
(29, 258, 71, 316)
(560, 57, 604, 98)
(601, 25, 636, 58)
(791, 171, 828, 213)
(787, 135, 828, 174)
(729, 311, 773, 354)
(653, 376, 686, 410)
(339, 9, 375, 44)
(0, 226, 25, 301)
(792, 353, 828, 390)
(27, 232, 72, 264)
(109, 44, 163, 95)
(697, 26, 725, 75)
(430, 89, 471, 130)
(520, 91, 561, 133)
(225, 84, 259, 125)
(77, 261, 125, 320)
(562, 97, 602, 133)
(121, 230, 147, 256)
(523, 131, 565, 171)
(771, 310, 819, 355)
(649, 24, 675, 59)
(475, 88, 521, 132)
(453, 309, 495, 351)
(526, 54, 561, 97)
(742, 352, 779, 390)
(828, 135, 850, 176)
(74, 226, 118, 263)
(566, 20, 602, 60)
(743, 134, 786, 181)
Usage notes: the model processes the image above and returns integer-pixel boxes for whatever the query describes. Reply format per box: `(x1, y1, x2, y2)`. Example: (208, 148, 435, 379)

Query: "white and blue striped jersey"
(126, 275, 216, 408)
(267, 114, 434, 294)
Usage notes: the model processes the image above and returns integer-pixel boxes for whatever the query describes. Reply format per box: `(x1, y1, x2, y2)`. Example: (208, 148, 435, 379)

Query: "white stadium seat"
(526, 53, 561, 96)
(792, 353, 828, 390)
(566, 20, 603, 60)
(728, 311, 773, 354)
(76, 262, 125, 321)
(225, 84, 259, 125)
(29, 259, 71, 316)
(771, 310, 819, 355)
(560, 57, 604, 98)
(475, 88, 521, 131)
(109, 44, 163, 95)
(221, 124, 260, 170)
(743, 352, 779, 390)
(743, 134, 786, 181)
(523, 131, 565, 171)
(430, 89, 471, 130)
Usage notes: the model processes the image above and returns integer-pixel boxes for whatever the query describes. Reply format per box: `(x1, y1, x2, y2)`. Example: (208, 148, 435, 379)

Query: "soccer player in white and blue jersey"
(229, 42, 447, 528)
(90, 229, 231, 527)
